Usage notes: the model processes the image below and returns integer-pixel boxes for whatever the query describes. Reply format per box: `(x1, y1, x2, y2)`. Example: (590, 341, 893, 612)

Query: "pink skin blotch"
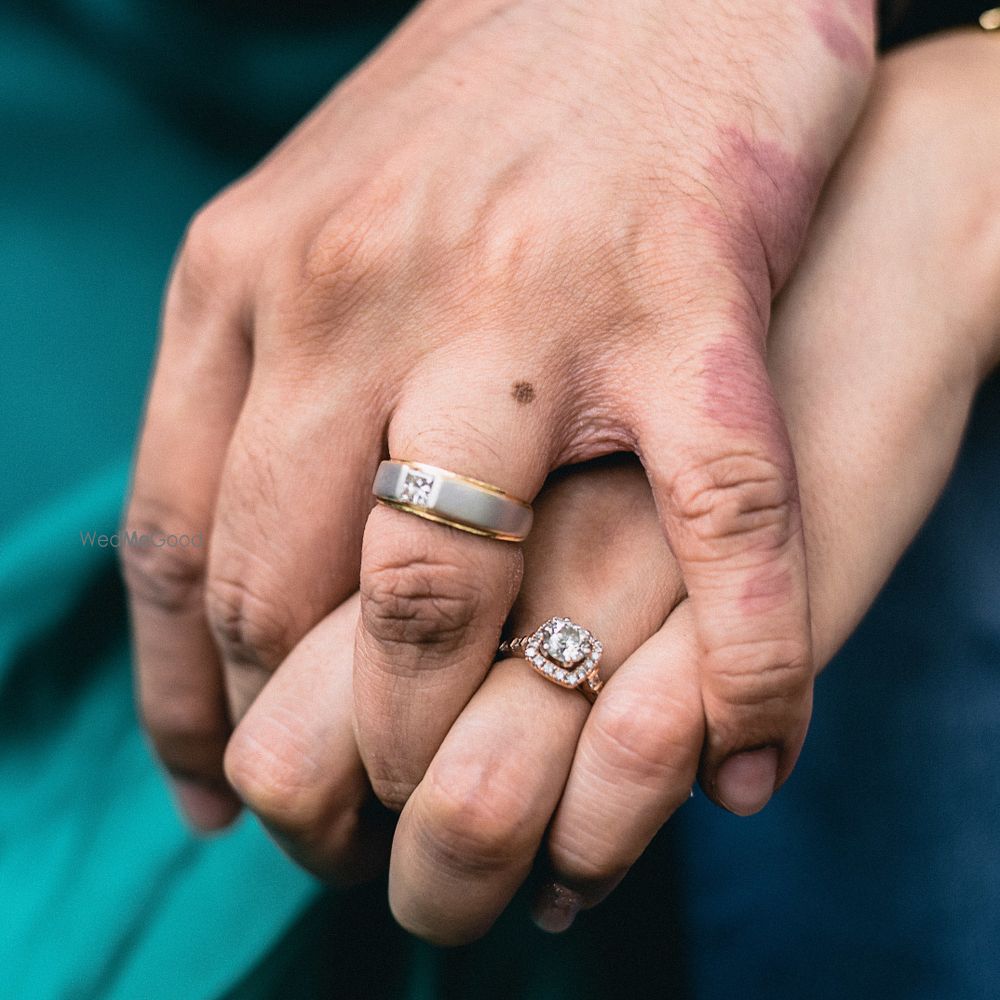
(697, 127, 824, 299)
(810, 5, 871, 71)
(697, 338, 800, 496)
(740, 565, 794, 616)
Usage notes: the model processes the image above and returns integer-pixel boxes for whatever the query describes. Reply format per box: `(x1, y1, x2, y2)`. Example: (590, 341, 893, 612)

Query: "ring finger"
(387, 457, 684, 944)
(353, 359, 562, 811)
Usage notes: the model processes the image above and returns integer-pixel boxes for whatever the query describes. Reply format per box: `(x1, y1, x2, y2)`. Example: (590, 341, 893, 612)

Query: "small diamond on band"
(399, 468, 437, 507)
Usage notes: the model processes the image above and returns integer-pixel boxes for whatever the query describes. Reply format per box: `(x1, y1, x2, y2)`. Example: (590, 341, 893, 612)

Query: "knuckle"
(120, 514, 206, 615)
(547, 837, 628, 890)
(204, 571, 290, 670)
(302, 190, 398, 304)
(709, 636, 813, 710)
(416, 762, 533, 875)
(461, 198, 550, 292)
(165, 194, 252, 324)
(368, 771, 418, 814)
(224, 715, 326, 833)
(176, 198, 243, 288)
(360, 541, 483, 656)
(546, 695, 700, 885)
(669, 450, 795, 551)
(590, 691, 701, 791)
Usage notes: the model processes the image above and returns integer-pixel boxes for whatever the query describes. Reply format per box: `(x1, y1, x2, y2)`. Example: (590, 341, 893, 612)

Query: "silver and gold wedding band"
(372, 459, 534, 542)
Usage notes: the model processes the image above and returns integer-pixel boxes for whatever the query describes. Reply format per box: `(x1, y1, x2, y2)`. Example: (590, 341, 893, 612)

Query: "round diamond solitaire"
(543, 620, 590, 665)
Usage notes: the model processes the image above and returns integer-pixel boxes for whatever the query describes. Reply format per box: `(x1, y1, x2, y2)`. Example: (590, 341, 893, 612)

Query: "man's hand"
(222, 29, 1000, 942)
(122, 0, 876, 828)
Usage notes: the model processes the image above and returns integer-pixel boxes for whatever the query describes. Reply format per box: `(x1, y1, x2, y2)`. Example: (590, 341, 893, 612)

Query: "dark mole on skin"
(511, 381, 535, 404)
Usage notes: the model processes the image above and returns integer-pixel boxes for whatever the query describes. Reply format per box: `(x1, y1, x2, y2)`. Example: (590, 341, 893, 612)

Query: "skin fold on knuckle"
(668, 450, 796, 558)
(203, 571, 291, 671)
(360, 535, 488, 657)
(546, 834, 631, 897)
(224, 708, 333, 835)
(587, 691, 701, 794)
(706, 636, 813, 722)
(411, 760, 536, 880)
(550, 747, 698, 888)
(543, 704, 700, 886)
(120, 514, 206, 616)
(367, 769, 422, 815)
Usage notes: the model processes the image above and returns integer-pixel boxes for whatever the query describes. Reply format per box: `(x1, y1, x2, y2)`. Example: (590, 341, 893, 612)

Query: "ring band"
(372, 459, 534, 542)
(498, 617, 604, 703)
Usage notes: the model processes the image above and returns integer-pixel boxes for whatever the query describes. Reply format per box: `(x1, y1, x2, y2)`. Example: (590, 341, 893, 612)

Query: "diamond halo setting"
(524, 617, 603, 690)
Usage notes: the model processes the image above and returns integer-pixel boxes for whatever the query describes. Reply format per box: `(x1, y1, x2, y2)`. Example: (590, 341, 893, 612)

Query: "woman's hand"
(121, 0, 876, 828)
(223, 30, 1000, 943)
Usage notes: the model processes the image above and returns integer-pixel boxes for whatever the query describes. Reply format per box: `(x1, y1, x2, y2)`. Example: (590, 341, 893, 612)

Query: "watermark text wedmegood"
(80, 530, 204, 549)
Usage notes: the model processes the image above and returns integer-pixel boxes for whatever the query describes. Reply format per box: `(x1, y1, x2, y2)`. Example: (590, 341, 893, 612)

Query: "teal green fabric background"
(0, 4, 396, 997)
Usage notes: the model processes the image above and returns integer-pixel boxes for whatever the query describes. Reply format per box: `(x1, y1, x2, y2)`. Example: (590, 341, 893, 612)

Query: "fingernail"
(531, 882, 584, 934)
(171, 777, 240, 833)
(714, 746, 779, 817)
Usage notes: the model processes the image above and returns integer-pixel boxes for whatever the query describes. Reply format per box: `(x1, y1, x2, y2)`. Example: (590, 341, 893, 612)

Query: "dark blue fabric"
(675, 379, 1000, 1000)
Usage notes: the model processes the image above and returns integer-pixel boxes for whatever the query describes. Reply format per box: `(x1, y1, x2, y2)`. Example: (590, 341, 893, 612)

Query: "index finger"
(122, 223, 250, 831)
